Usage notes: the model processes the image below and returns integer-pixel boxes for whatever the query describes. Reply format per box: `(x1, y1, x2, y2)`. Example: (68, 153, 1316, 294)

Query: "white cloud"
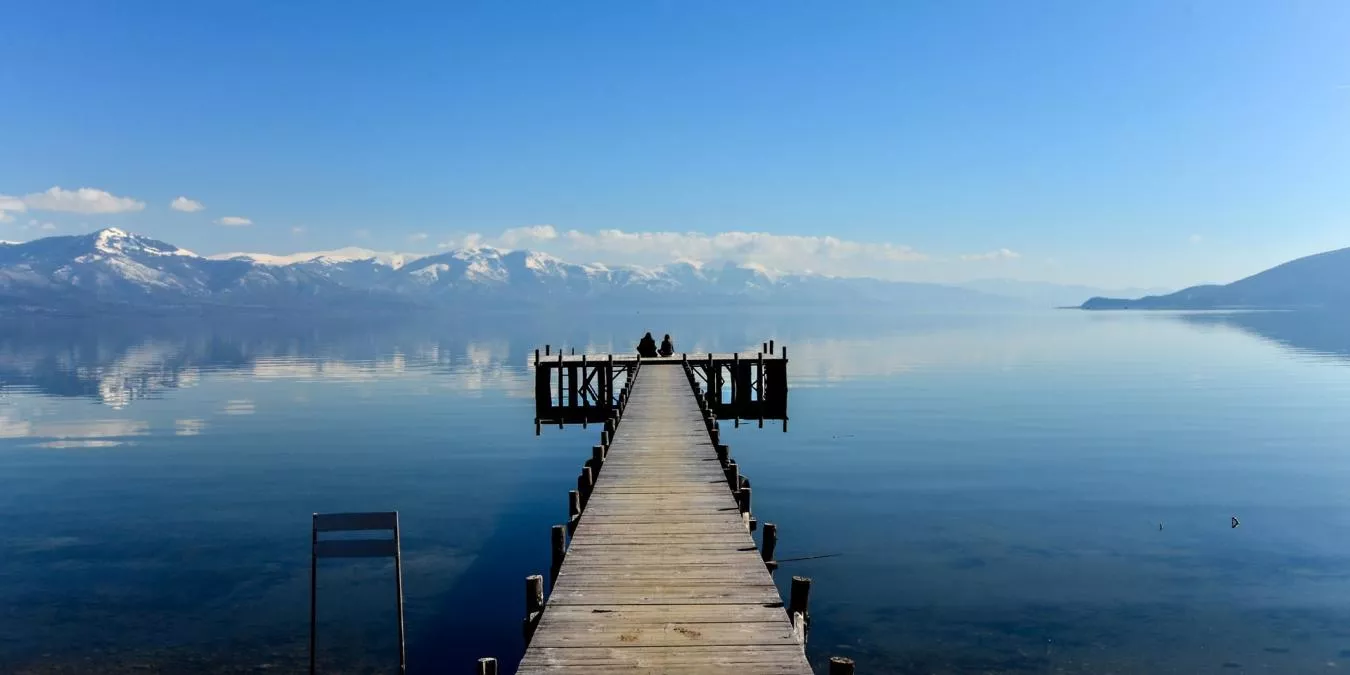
(0, 195, 26, 222)
(170, 196, 204, 212)
(408, 232, 429, 242)
(39, 222, 56, 231)
(291, 226, 306, 235)
(354, 228, 371, 239)
(959, 248, 1021, 261)
(435, 226, 1030, 280)
(1189, 234, 1203, 245)
(216, 216, 252, 227)
(498, 225, 558, 247)
(22, 186, 145, 214)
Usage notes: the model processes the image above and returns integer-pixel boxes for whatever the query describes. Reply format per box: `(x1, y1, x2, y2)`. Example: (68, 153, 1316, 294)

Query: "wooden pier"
(533, 346, 789, 428)
(504, 343, 830, 674)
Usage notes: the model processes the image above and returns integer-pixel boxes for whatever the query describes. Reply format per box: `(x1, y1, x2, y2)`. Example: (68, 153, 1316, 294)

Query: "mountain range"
(0, 228, 1021, 312)
(1082, 246, 1350, 310)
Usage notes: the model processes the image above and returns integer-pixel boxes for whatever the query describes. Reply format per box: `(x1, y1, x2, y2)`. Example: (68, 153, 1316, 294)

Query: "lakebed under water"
(4, 309, 1350, 674)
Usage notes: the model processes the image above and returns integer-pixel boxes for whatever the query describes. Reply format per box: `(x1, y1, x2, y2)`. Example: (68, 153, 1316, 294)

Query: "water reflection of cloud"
(0, 414, 149, 441)
(37, 440, 126, 449)
(175, 419, 207, 436)
(222, 400, 255, 416)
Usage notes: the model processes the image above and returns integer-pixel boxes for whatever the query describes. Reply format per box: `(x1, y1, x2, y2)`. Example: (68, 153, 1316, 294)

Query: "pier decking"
(515, 356, 814, 674)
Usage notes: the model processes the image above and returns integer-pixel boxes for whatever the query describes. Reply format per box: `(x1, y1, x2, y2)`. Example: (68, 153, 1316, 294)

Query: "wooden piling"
(725, 459, 739, 490)
(550, 525, 565, 585)
(592, 444, 605, 467)
(578, 466, 593, 503)
(770, 339, 775, 354)
(477, 657, 499, 675)
(789, 576, 812, 620)
(567, 490, 581, 531)
(738, 486, 752, 515)
(545, 344, 550, 355)
(715, 443, 729, 466)
(523, 575, 544, 640)
(829, 656, 855, 674)
(761, 522, 777, 563)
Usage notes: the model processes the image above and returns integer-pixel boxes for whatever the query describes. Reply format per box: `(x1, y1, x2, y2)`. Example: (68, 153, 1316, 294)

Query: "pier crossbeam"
(517, 362, 811, 674)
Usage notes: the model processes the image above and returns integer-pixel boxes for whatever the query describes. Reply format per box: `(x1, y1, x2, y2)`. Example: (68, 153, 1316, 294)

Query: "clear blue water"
(4, 310, 1350, 673)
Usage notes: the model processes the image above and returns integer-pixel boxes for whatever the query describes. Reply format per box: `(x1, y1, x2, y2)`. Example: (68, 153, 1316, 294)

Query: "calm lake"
(3, 310, 1350, 674)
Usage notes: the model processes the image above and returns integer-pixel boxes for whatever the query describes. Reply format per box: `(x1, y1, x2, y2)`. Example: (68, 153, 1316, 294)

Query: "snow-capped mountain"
(0, 229, 367, 308)
(0, 229, 1012, 311)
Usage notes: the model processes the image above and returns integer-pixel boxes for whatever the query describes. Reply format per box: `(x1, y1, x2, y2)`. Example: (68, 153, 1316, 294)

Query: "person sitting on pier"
(659, 334, 675, 357)
(637, 331, 659, 357)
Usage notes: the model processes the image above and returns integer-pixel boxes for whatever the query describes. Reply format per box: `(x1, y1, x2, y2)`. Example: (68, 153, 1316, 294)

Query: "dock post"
(550, 526, 565, 585)
(592, 444, 605, 467)
(477, 657, 499, 675)
(523, 575, 544, 640)
(715, 443, 729, 466)
(761, 522, 777, 563)
(600, 430, 609, 448)
(578, 466, 593, 504)
(725, 460, 739, 490)
(829, 657, 855, 674)
(568, 491, 581, 534)
(789, 576, 812, 622)
(770, 339, 775, 355)
(546, 344, 550, 355)
(534, 349, 539, 365)
(738, 486, 751, 515)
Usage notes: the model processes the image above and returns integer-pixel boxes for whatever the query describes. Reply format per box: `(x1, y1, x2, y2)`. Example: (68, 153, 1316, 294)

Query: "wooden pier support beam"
(725, 459, 739, 490)
(567, 491, 581, 533)
(477, 657, 499, 675)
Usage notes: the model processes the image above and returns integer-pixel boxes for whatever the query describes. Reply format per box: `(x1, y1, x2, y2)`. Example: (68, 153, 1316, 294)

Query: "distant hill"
(0, 229, 1015, 313)
(958, 279, 1171, 308)
(1082, 246, 1350, 310)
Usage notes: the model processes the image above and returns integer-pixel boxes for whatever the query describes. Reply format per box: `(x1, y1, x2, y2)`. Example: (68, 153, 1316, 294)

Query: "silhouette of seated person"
(658, 334, 675, 357)
(637, 332, 659, 357)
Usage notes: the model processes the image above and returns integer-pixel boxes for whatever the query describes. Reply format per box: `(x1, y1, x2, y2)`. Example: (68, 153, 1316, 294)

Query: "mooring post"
(477, 657, 499, 675)
(789, 576, 812, 622)
(770, 339, 775, 355)
(738, 486, 752, 515)
(761, 522, 777, 563)
(523, 574, 544, 640)
(546, 344, 551, 356)
(578, 466, 593, 504)
(762, 341, 767, 353)
(725, 459, 739, 490)
(568, 491, 581, 533)
(592, 444, 605, 467)
(600, 430, 610, 448)
(550, 525, 565, 585)
(534, 348, 539, 365)
(715, 444, 729, 466)
(829, 656, 855, 675)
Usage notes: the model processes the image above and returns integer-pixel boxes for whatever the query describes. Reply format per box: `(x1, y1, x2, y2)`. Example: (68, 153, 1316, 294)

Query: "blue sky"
(2, 1, 1347, 288)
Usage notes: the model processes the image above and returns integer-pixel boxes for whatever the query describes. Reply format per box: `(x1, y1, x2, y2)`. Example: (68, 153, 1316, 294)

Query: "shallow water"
(3, 310, 1350, 673)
